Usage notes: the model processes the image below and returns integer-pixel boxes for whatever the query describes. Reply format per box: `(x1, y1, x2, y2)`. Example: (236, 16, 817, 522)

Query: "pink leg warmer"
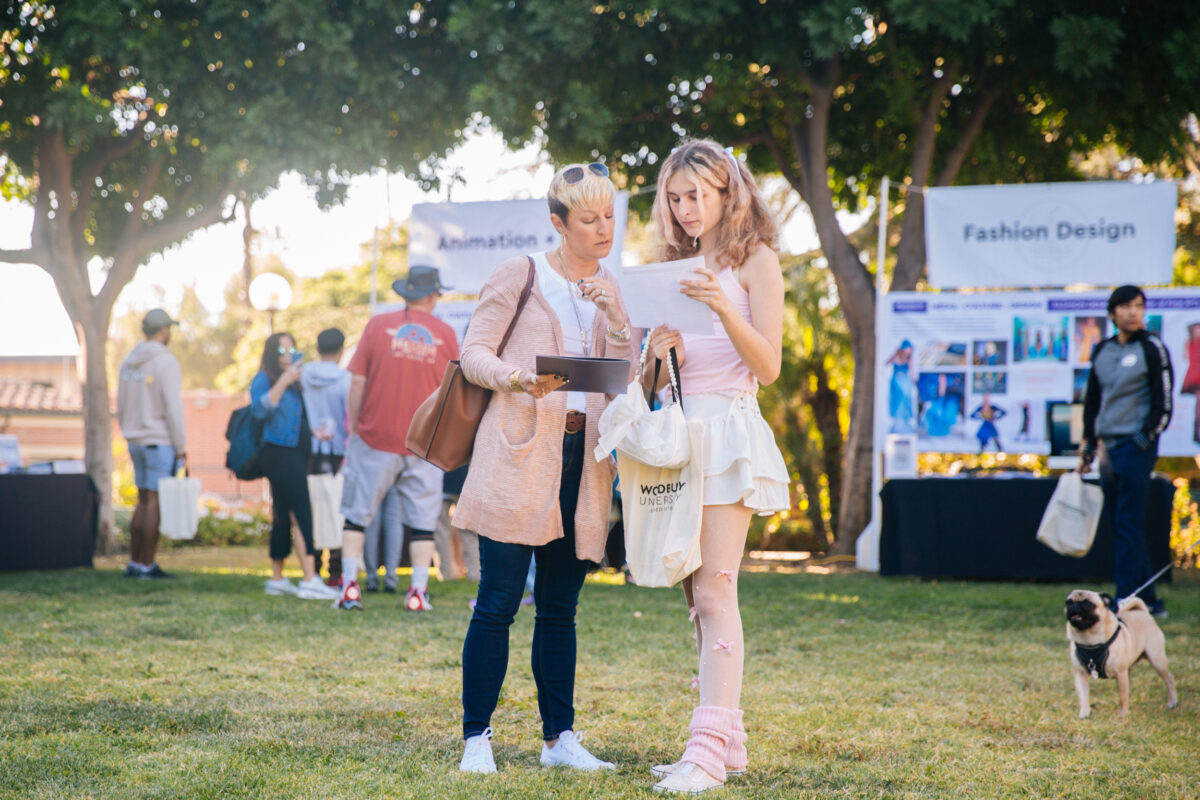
(681, 705, 737, 782)
(726, 708, 747, 772)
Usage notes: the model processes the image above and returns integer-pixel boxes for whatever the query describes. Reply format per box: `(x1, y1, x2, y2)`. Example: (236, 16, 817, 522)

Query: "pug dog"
(1064, 589, 1177, 718)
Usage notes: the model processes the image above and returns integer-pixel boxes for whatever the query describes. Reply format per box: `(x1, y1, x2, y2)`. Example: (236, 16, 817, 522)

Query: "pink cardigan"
(455, 255, 635, 561)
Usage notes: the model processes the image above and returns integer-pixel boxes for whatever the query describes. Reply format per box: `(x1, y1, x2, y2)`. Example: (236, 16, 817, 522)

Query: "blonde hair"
(547, 162, 615, 221)
(652, 139, 777, 269)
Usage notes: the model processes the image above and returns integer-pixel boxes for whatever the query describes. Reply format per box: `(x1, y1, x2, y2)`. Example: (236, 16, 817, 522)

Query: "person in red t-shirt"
(334, 266, 460, 612)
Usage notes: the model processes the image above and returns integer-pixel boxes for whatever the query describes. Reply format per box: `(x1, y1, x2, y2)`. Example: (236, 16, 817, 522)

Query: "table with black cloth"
(0, 474, 97, 570)
(879, 474, 1173, 580)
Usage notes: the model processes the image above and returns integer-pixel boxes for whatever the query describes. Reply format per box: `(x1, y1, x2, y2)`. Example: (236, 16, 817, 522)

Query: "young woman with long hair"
(644, 139, 790, 794)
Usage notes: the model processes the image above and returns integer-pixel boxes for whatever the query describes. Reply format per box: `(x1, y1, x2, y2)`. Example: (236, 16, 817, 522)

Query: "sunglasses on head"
(277, 346, 300, 356)
(563, 162, 609, 184)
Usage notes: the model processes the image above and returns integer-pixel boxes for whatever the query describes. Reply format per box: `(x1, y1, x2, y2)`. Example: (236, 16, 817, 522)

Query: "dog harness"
(1074, 621, 1124, 679)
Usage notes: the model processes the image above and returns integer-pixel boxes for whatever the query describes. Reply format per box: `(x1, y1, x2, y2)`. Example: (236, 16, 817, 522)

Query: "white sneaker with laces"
(540, 729, 614, 771)
(460, 727, 496, 774)
(297, 577, 340, 600)
(265, 578, 298, 596)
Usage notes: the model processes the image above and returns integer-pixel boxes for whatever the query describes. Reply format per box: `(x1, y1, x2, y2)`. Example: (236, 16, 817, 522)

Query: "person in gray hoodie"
(116, 308, 187, 579)
(301, 328, 351, 584)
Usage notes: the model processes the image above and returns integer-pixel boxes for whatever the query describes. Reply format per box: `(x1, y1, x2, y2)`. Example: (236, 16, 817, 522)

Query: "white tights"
(682, 503, 753, 710)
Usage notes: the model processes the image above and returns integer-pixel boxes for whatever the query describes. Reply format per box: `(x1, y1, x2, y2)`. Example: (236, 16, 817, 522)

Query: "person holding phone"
(643, 140, 790, 794)
(454, 162, 633, 774)
(251, 332, 339, 601)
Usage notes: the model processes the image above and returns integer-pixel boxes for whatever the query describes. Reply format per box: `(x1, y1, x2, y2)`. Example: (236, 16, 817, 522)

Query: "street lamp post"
(248, 273, 293, 333)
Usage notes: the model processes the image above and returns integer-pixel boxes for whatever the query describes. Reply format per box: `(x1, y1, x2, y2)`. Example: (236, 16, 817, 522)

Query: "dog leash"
(1117, 537, 1200, 604)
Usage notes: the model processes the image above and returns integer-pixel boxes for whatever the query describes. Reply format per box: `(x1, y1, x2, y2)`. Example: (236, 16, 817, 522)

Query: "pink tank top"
(679, 266, 757, 396)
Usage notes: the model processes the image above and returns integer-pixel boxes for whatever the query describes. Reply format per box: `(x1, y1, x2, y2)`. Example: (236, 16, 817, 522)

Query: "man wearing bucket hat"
(116, 308, 187, 580)
(333, 266, 460, 612)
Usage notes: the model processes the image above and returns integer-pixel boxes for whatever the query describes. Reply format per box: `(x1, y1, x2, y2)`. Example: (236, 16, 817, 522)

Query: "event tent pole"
(856, 176, 889, 571)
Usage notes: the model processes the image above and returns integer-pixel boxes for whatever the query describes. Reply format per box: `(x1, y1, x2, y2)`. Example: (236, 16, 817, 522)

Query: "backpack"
(225, 404, 265, 481)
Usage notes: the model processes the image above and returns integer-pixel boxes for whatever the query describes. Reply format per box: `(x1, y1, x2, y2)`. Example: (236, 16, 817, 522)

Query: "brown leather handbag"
(406, 257, 536, 471)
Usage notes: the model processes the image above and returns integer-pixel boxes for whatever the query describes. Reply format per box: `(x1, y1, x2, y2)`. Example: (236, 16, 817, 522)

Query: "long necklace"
(555, 247, 591, 358)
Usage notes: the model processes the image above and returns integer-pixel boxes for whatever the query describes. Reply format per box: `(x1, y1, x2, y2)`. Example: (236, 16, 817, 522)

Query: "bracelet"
(508, 368, 524, 392)
(606, 323, 631, 342)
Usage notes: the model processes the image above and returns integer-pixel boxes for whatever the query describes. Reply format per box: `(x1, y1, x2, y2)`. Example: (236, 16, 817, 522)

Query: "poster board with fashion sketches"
(877, 288, 1200, 457)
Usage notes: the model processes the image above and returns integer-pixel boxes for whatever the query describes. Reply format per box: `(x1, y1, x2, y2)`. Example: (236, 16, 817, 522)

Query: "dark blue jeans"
(462, 431, 591, 740)
(1098, 438, 1159, 604)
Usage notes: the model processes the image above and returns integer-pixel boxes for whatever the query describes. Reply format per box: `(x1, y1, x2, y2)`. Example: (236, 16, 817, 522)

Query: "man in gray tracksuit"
(1079, 285, 1173, 616)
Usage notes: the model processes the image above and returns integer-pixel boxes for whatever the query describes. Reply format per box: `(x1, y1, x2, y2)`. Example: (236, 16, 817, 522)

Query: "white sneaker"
(652, 761, 746, 779)
(653, 762, 723, 794)
(540, 729, 614, 771)
(297, 577, 340, 600)
(460, 727, 496, 774)
(265, 578, 298, 596)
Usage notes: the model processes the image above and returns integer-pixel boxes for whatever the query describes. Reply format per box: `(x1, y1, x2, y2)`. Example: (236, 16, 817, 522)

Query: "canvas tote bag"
(407, 258, 536, 471)
(616, 422, 705, 587)
(308, 469, 345, 550)
(158, 469, 202, 540)
(598, 346, 703, 586)
(1036, 471, 1104, 557)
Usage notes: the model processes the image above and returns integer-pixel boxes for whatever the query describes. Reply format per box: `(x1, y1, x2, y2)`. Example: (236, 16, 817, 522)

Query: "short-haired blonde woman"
(645, 139, 790, 794)
(455, 162, 634, 774)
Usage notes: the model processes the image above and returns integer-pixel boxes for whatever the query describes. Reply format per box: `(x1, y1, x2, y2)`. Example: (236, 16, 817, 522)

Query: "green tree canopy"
(447, 0, 1200, 551)
(0, 1, 479, 548)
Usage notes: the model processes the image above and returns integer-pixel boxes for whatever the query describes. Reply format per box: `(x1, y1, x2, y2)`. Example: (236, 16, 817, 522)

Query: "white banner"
(410, 195, 629, 294)
(924, 181, 1176, 289)
(877, 288, 1200, 457)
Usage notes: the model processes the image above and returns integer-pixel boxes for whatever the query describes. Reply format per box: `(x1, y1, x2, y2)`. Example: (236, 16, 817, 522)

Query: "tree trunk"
(798, 207, 875, 556)
(71, 296, 117, 554)
(766, 76, 878, 557)
(797, 140, 876, 555)
(893, 189, 927, 292)
(241, 197, 254, 306)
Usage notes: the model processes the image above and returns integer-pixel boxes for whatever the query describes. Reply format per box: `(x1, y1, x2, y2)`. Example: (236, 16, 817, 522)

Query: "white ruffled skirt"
(680, 392, 790, 514)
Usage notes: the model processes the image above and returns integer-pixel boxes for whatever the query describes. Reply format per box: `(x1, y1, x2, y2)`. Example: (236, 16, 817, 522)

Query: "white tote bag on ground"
(158, 472, 202, 540)
(1036, 472, 1104, 557)
(308, 472, 345, 550)
(616, 421, 705, 587)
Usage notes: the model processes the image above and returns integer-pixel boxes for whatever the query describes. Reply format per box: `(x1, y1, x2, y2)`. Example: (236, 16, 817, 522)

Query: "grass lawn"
(1, 550, 1198, 799)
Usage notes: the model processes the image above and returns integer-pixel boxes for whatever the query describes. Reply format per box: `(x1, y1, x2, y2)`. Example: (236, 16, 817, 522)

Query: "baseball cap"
(142, 308, 179, 335)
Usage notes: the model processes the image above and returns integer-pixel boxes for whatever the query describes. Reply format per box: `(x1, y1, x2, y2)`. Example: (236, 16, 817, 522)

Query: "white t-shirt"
(534, 251, 597, 413)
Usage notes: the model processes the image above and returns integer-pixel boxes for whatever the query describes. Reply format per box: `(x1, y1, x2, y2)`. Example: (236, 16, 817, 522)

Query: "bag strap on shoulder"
(497, 256, 537, 358)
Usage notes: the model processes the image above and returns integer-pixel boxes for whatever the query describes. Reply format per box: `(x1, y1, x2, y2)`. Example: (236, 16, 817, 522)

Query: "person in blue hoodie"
(301, 328, 352, 585)
(251, 332, 339, 601)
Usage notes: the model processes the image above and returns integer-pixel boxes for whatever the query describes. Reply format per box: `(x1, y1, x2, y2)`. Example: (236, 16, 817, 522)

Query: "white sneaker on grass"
(265, 578, 298, 596)
(297, 576, 340, 600)
(460, 727, 496, 774)
(540, 729, 614, 771)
